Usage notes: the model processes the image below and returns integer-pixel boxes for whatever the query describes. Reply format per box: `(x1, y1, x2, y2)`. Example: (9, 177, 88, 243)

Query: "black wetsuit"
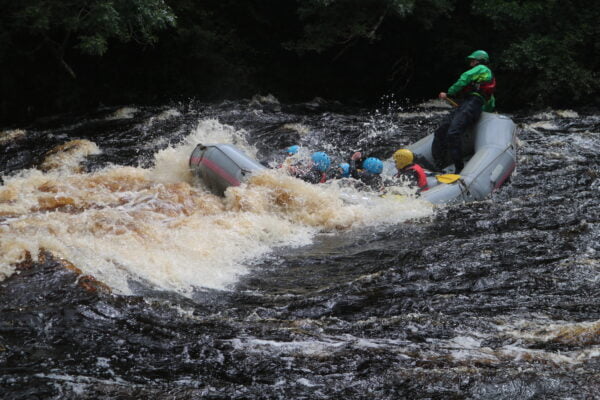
(294, 168, 326, 184)
(431, 95, 484, 172)
(349, 159, 383, 191)
(396, 167, 421, 189)
(327, 168, 346, 181)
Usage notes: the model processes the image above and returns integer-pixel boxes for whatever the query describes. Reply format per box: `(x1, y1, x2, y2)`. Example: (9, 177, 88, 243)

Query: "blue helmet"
(339, 162, 350, 178)
(311, 152, 330, 172)
(286, 145, 299, 155)
(362, 157, 383, 174)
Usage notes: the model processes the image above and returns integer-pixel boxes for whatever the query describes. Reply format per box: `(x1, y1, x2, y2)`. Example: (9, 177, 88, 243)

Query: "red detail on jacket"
(460, 76, 496, 99)
(478, 77, 496, 99)
(461, 77, 496, 100)
(407, 164, 428, 189)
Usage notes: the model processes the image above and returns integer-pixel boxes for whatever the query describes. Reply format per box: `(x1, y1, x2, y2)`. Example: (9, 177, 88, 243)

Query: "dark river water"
(0, 98, 599, 399)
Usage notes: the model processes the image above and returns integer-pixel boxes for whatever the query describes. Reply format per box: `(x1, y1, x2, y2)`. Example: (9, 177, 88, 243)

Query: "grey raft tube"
(408, 112, 518, 205)
(189, 144, 267, 196)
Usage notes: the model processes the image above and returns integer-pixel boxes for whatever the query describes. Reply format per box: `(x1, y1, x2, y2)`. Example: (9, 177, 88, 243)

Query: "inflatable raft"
(408, 112, 518, 204)
(189, 144, 266, 196)
(189, 113, 516, 204)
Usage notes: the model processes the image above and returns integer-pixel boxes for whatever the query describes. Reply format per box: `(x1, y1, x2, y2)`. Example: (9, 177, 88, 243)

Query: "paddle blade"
(436, 174, 461, 184)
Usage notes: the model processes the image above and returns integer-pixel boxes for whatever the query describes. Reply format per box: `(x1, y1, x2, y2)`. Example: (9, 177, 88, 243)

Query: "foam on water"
(524, 121, 562, 131)
(397, 110, 448, 119)
(230, 337, 347, 356)
(155, 108, 182, 121)
(106, 107, 138, 120)
(39, 139, 101, 172)
(555, 110, 579, 119)
(282, 123, 311, 136)
(0, 128, 26, 144)
(499, 317, 600, 346)
(0, 119, 433, 296)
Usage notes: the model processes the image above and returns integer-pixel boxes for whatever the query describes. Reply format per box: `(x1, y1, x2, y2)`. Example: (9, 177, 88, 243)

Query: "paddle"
(444, 97, 460, 108)
(436, 174, 461, 184)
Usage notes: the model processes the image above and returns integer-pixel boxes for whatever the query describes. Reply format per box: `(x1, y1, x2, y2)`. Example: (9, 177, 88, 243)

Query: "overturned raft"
(409, 112, 518, 204)
(189, 144, 266, 196)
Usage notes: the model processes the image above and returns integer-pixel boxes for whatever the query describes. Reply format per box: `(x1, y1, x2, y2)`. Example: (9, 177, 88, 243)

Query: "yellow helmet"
(393, 149, 414, 169)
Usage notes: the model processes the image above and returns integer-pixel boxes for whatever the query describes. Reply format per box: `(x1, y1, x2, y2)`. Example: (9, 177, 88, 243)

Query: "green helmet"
(466, 50, 489, 63)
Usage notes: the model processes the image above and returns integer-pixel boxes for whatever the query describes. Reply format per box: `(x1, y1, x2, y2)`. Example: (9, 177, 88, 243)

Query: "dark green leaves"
(473, 0, 599, 106)
(6, 0, 176, 56)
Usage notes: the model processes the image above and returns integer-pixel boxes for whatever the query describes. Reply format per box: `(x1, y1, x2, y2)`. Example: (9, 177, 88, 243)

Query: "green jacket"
(447, 64, 495, 112)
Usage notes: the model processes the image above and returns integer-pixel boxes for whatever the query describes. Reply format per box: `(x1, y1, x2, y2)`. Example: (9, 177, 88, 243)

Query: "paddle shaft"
(444, 97, 459, 108)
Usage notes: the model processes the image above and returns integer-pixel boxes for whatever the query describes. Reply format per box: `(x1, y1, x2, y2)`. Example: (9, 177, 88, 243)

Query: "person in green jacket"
(432, 50, 496, 173)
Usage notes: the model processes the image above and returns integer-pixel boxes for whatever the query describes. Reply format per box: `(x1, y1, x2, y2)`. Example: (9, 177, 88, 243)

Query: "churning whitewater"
(0, 117, 432, 295)
(0, 99, 598, 399)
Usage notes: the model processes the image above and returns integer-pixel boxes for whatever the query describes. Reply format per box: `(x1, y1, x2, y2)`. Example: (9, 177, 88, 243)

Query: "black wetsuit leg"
(431, 110, 456, 169)
(446, 95, 483, 172)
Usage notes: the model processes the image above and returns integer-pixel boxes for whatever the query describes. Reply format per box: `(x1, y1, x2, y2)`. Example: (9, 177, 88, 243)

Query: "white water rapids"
(0, 118, 432, 295)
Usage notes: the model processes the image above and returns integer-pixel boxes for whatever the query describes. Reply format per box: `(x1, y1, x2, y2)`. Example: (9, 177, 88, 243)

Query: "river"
(0, 97, 599, 399)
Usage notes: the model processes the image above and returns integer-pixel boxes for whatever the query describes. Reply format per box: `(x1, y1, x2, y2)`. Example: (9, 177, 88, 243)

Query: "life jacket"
(407, 164, 428, 189)
(463, 76, 496, 100)
(477, 76, 496, 99)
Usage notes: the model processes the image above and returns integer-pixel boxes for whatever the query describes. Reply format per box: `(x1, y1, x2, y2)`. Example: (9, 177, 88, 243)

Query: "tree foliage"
(0, 0, 598, 124)
(290, 0, 415, 55)
(1, 0, 175, 77)
(472, 0, 599, 106)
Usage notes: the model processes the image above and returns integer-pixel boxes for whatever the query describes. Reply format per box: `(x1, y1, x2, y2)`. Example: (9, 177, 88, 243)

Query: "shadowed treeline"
(1, 0, 598, 124)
